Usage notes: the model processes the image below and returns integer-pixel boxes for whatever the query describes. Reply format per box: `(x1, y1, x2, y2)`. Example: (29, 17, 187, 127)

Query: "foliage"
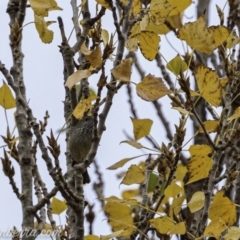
(1, 0, 240, 240)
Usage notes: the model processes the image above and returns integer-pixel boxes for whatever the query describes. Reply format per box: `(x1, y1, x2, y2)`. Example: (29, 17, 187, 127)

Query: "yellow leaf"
(209, 26, 229, 47)
(170, 195, 185, 216)
(85, 235, 100, 240)
(103, 196, 139, 206)
(204, 217, 227, 238)
(178, 15, 228, 54)
(51, 197, 67, 215)
(131, 0, 142, 17)
(190, 90, 201, 96)
(122, 189, 139, 199)
(175, 164, 187, 181)
(103, 196, 134, 237)
(111, 58, 133, 82)
(146, 15, 182, 35)
(224, 227, 240, 240)
(80, 44, 102, 68)
(150, 217, 186, 234)
(187, 191, 205, 213)
(166, 54, 188, 75)
(209, 191, 236, 226)
(107, 156, 140, 170)
(227, 107, 240, 123)
(73, 96, 98, 120)
(34, 14, 54, 43)
(199, 120, 219, 133)
(195, 65, 222, 107)
(136, 31, 160, 61)
(164, 181, 182, 197)
(96, 0, 112, 10)
(150, 0, 175, 25)
(226, 31, 240, 49)
(65, 69, 91, 90)
(0, 82, 16, 109)
(29, 0, 62, 17)
(101, 29, 109, 46)
(121, 164, 145, 185)
(168, 0, 191, 16)
(187, 145, 213, 184)
(120, 140, 144, 149)
(136, 74, 171, 101)
(131, 118, 153, 140)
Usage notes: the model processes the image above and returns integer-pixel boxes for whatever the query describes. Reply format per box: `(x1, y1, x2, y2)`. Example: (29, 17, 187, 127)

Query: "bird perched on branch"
(69, 115, 93, 184)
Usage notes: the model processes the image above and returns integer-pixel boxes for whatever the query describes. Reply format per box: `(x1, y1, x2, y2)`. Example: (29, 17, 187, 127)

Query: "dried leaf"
(65, 69, 91, 90)
(187, 145, 213, 184)
(136, 74, 171, 101)
(111, 58, 133, 82)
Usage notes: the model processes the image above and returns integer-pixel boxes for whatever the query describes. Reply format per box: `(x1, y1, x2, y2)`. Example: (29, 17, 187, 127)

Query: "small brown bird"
(69, 116, 93, 184)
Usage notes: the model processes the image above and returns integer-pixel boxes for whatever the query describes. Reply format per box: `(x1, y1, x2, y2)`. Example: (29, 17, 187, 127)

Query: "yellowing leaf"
(150, 217, 186, 234)
(122, 189, 138, 199)
(80, 44, 102, 68)
(103, 197, 134, 237)
(107, 156, 141, 170)
(227, 107, 240, 123)
(195, 65, 222, 107)
(150, 0, 175, 25)
(85, 235, 100, 240)
(187, 191, 205, 213)
(111, 58, 133, 82)
(137, 31, 160, 61)
(103, 196, 139, 206)
(101, 29, 109, 46)
(96, 0, 112, 10)
(121, 164, 145, 185)
(209, 26, 229, 47)
(0, 82, 16, 109)
(164, 181, 182, 197)
(168, 0, 191, 16)
(175, 164, 187, 181)
(51, 197, 67, 215)
(166, 54, 188, 75)
(204, 217, 227, 238)
(73, 96, 98, 120)
(171, 195, 185, 216)
(178, 15, 228, 54)
(146, 15, 182, 35)
(29, 0, 62, 17)
(199, 120, 219, 133)
(131, 118, 153, 140)
(226, 31, 240, 49)
(120, 140, 145, 149)
(65, 69, 91, 89)
(131, 0, 142, 17)
(136, 74, 171, 101)
(187, 145, 213, 184)
(34, 14, 54, 43)
(224, 227, 240, 240)
(209, 191, 236, 226)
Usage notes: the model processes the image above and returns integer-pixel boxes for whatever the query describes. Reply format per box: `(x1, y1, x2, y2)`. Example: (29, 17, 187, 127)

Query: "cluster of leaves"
(2, 0, 240, 239)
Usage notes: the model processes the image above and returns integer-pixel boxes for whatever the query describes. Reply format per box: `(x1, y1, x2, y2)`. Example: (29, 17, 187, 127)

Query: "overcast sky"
(0, 0, 230, 238)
